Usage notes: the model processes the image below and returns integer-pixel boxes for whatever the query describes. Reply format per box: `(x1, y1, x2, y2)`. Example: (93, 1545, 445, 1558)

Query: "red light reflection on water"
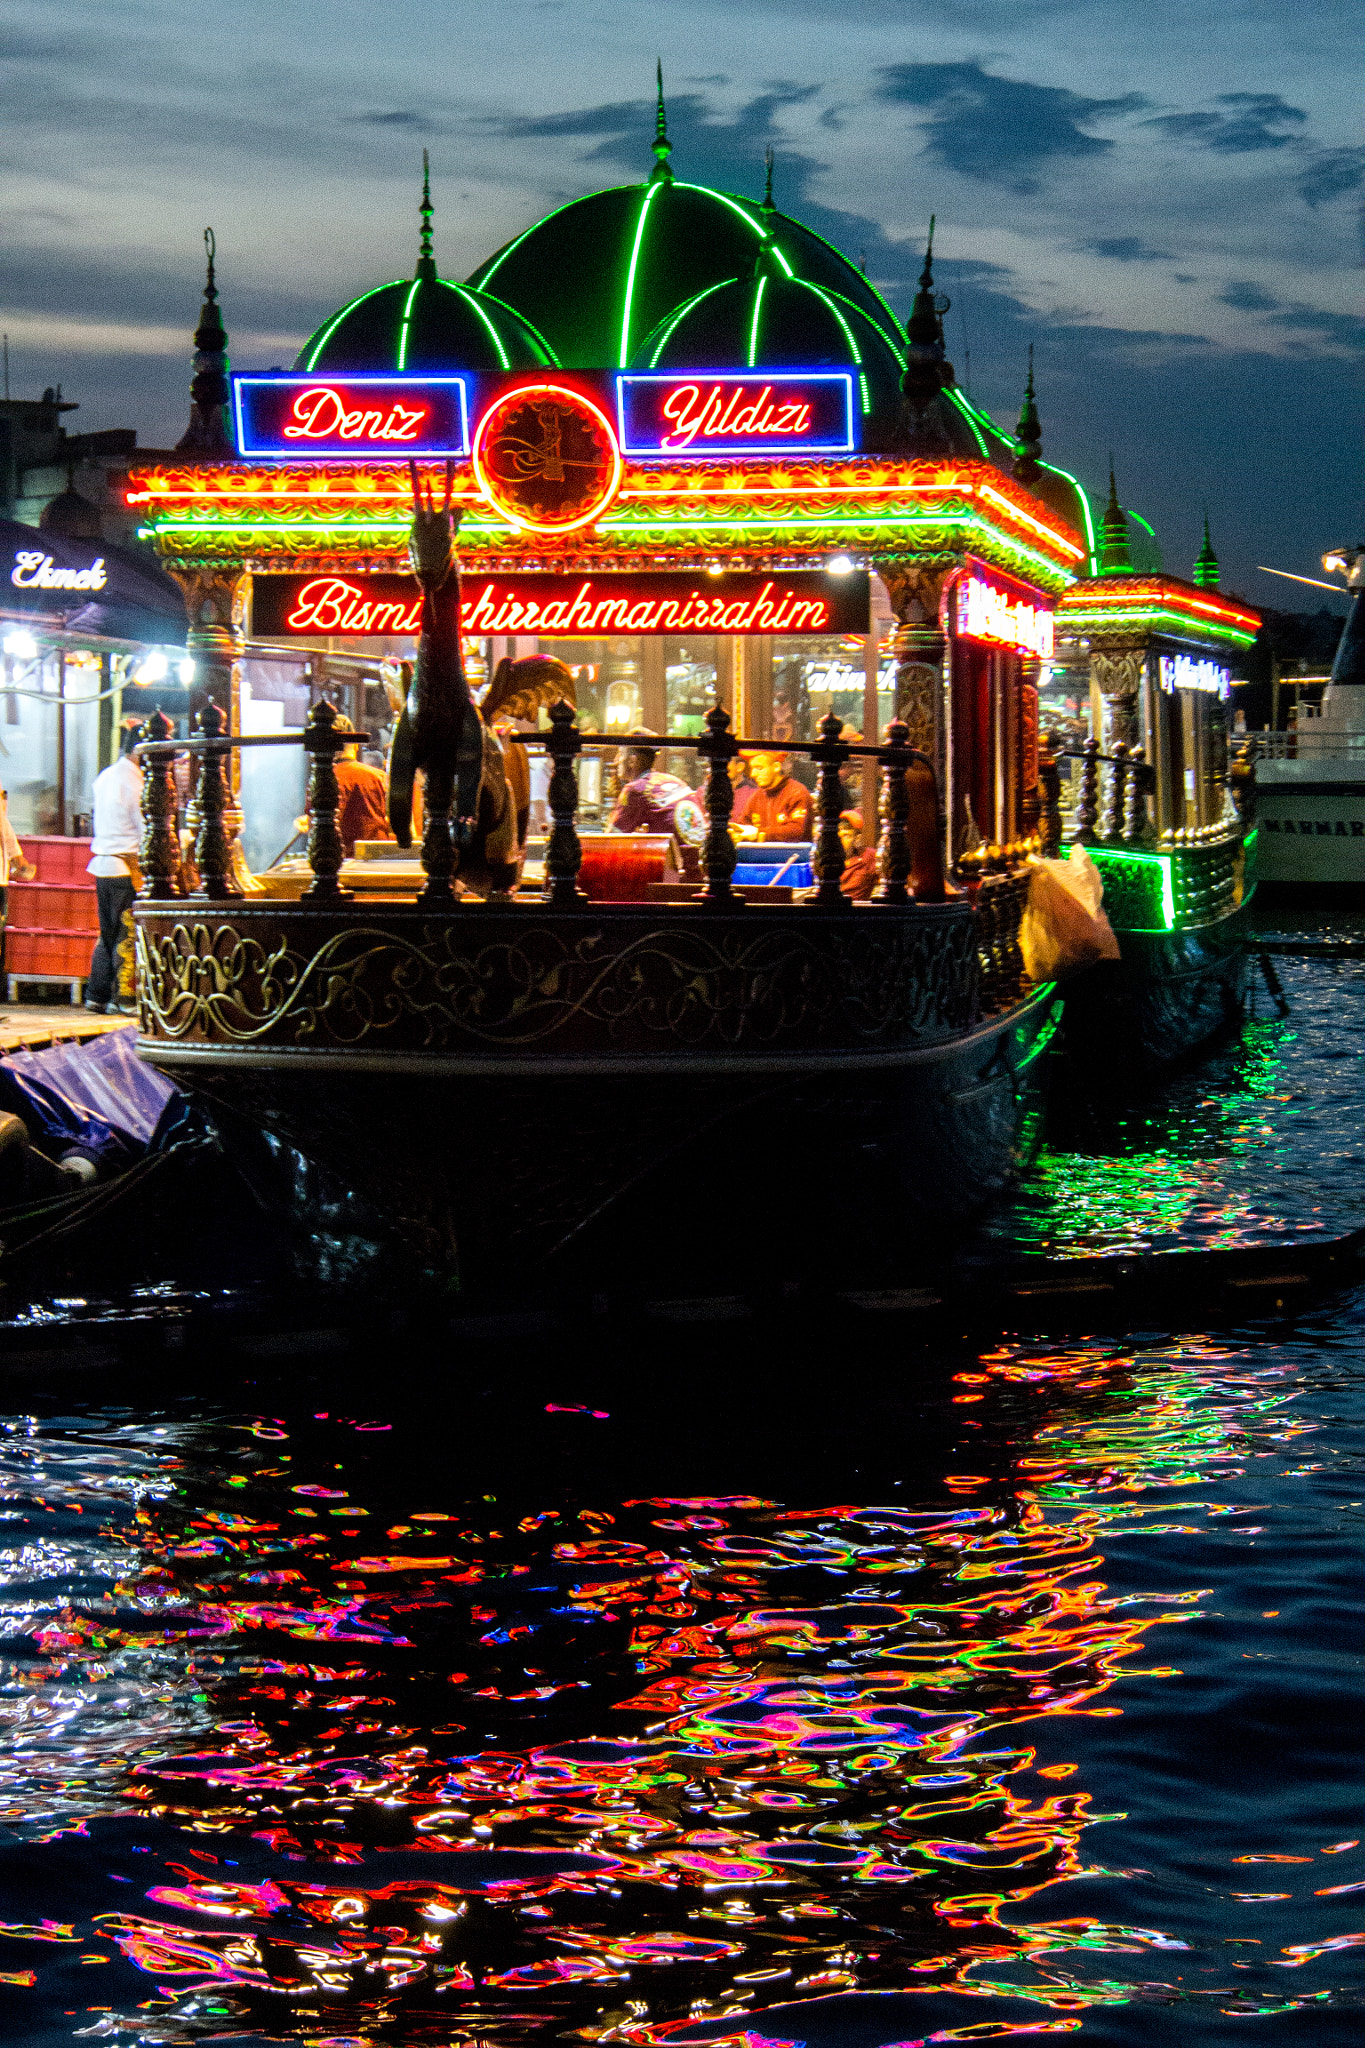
(1, 1333, 1352, 2038)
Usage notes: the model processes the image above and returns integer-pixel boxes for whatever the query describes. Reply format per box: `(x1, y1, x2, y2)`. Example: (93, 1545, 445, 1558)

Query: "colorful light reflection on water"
(0, 1303, 1363, 2046)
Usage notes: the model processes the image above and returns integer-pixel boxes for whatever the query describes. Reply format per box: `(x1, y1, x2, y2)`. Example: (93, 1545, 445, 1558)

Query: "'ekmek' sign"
(252, 568, 871, 638)
(11, 549, 107, 593)
(954, 566, 1054, 659)
(232, 375, 471, 459)
(616, 372, 855, 457)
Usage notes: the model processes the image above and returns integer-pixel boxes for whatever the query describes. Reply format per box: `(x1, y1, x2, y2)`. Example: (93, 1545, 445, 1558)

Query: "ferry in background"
(1255, 545, 1365, 885)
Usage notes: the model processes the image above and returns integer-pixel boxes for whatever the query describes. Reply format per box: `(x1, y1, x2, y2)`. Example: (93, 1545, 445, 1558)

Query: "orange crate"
(17, 836, 95, 885)
(6, 928, 94, 978)
(7, 882, 100, 933)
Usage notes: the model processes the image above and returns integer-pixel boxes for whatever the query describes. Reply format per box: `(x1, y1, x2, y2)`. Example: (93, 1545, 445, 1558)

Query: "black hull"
(145, 988, 1060, 1297)
(1062, 901, 1250, 1074)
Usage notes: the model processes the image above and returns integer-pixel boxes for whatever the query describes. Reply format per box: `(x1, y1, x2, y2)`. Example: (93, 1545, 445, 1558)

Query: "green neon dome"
(295, 274, 557, 374)
(634, 262, 907, 437)
(466, 142, 904, 372)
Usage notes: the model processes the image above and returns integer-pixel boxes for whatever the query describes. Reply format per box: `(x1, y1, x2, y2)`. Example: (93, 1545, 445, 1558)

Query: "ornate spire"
(650, 60, 673, 183)
(417, 148, 436, 280)
(1098, 459, 1132, 575)
(175, 227, 233, 457)
(1194, 510, 1220, 589)
(1012, 343, 1042, 484)
(762, 144, 775, 213)
(898, 215, 956, 430)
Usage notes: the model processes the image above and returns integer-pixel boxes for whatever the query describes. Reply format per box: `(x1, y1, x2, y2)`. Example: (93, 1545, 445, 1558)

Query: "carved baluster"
(975, 876, 1000, 1007)
(1123, 743, 1149, 844)
(1037, 728, 1062, 858)
(417, 763, 457, 907)
(1101, 740, 1128, 843)
(810, 709, 850, 909)
(873, 719, 912, 903)
(544, 698, 586, 907)
(698, 702, 741, 907)
(1072, 736, 1100, 843)
(303, 699, 351, 902)
(138, 708, 181, 898)
(190, 702, 241, 900)
(1002, 871, 1027, 992)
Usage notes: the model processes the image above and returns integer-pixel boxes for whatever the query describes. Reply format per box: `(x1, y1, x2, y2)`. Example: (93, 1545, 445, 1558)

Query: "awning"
(0, 518, 186, 648)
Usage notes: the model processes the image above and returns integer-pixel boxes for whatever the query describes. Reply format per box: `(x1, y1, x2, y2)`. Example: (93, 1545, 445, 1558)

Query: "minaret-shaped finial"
(650, 60, 673, 183)
(762, 145, 775, 212)
(174, 227, 233, 456)
(1012, 343, 1042, 484)
(1098, 457, 1132, 575)
(898, 214, 956, 431)
(1194, 508, 1220, 589)
(417, 148, 436, 280)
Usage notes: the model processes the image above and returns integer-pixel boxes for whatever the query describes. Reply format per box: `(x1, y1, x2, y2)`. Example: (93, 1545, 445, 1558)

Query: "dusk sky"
(6, 0, 1360, 605)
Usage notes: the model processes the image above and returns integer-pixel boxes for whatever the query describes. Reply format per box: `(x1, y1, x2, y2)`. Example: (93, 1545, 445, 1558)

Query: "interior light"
(827, 553, 856, 575)
(3, 630, 37, 659)
(178, 656, 196, 685)
(135, 651, 169, 685)
(1322, 549, 1350, 576)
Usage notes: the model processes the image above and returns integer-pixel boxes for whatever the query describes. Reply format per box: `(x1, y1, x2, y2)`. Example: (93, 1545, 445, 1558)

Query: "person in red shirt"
(746, 751, 813, 842)
(307, 716, 393, 857)
(838, 809, 879, 899)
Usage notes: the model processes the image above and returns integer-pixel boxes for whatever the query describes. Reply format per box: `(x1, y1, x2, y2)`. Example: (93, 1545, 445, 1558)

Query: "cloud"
(878, 61, 1146, 191)
(1299, 146, 1365, 206)
(1144, 92, 1308, 152)
(351, 111, 429, 129)
(1080, 236, 1173, 262)
(485, 95, 705, 143)
(1267, 305, 1363, 348)
(1219, 281, 1281, 310)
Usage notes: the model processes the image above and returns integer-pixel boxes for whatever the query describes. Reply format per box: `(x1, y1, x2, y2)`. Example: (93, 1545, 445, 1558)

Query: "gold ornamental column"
(167, 566, 248, 757)
(879, 563, 949, 773)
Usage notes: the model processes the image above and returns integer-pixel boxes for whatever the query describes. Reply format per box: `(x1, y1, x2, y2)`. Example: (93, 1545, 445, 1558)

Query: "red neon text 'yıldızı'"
(282, 387, 429, 445)
(659, 384, 814, 452)
(285, 578, 423, 635)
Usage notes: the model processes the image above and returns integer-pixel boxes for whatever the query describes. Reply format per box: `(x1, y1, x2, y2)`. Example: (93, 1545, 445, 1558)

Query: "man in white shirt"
(86, 718, 145, 1014)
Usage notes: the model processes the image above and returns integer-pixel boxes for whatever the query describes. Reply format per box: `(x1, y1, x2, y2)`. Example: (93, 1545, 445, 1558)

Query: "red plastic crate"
(5, 927, 94, 978)
(7, 881, 100, 933)
(17, 836, 95, 885)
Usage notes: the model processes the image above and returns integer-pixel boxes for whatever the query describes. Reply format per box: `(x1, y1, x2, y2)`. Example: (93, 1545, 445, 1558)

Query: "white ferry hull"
(1255, 774, 1365, 884)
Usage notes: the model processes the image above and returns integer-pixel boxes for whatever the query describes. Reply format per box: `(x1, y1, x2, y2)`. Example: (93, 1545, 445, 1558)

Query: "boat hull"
(1062, 902, 1250, 1074)
(132, 897, 1059, 1294)
(1252, 773, 1365, 884)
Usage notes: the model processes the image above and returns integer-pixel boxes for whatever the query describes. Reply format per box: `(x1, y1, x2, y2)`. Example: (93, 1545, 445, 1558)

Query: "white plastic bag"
(1018, 844, 1121, 982)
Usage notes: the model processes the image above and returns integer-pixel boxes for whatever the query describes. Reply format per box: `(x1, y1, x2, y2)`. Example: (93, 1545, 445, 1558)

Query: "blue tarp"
(0, 1026, 181, 1169)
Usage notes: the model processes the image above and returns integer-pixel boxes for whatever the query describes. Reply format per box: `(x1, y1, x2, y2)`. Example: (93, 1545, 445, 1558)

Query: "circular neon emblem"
(472, 383, 622, 533)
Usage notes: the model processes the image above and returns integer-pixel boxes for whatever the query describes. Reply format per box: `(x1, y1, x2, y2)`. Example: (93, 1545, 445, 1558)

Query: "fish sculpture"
(388, 462, 573, 899)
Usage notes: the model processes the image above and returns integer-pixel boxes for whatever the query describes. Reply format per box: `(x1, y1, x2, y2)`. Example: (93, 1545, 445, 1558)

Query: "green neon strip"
(777, 215, 906, 342)
(1059, 603, 1254, 646)
(395, 278, 422, 372)
(675, 182, 766, 240)
(1128, 509, 1157, 538)
(1039, 460, 1098, 569)
(746, 277, 767, 368)
(1015, 990, 1062, 1069)
(620, 182, 662, 367)
(799, 280, 862, 365)
(471, 187, 625, 291)
(860, 370, 871, 413)
(820, 285, 906, 364)
(947, 388, 989, 457)
(1089, 844, 1175, 930)
(477, 288, 558, 365)
(439, 280, 510, 369)
(150, 505, 1074, 580)
(303, 281, 401, 371)
(646, 279, 734, 367)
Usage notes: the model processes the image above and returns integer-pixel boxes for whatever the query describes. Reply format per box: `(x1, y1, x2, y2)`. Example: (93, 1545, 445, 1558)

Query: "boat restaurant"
(117, 110, 1255, 1284)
